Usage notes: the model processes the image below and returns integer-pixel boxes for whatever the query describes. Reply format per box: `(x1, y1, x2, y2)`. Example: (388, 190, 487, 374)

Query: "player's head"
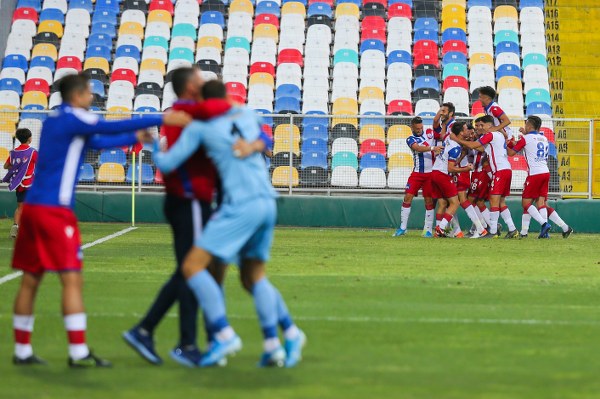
(451, 121, 468, 138)
(440, 102, 455, 120)
(477, 86, 496, 106)
(15, 128, 32, 145)
(172, 67, 203, 101)
(525, 115, 542, 133)
(201, 79, 227, 100)
(410, 116, 423, 136)
(466, 123, 475, 140)
(59, 73, 92, 109)
(474, 117, 485, 136)
(479, 115, 494, 131)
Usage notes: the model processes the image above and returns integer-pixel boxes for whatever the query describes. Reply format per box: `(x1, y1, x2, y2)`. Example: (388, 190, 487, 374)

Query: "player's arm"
(432, 108, 443, 131)
(506, 136, 526, 157)
(175, 99, 232, 120)
(232, 130, 273, 158)
(72, 110, 191, 136)
(153, 121, 206, 174)
(448, 160, 472, 174)
(451, 132, 486, 152)
(488, 108, 511, 134)
(88, 132, 139, 149)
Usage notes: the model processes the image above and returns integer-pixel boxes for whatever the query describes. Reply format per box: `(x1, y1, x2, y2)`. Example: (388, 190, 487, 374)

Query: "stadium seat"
(359, 168, 386, 188)
(126, 164, 155, 184)
(359, 139, 386, 157)
(271, 166, 299, 187)
(388, 152, 413, 169)
(526, 102, 552, 117)
(387, 166, 411, 188)
(525, 89, 551, 107)
(331, 165, 358, 187)
(78, 163, 96, 183)
(301, 151, 328, 169)
(97, 163, 126, 183)
(302, 123, 329, 140)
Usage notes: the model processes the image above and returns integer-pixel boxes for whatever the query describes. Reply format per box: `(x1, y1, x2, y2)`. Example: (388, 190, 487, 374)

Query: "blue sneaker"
(284, 330, 306, 368)
(538, 222, 552, 239)
(169, 346, 203, 368)
(393, 228, 406, 237)
(422, 230, 433, 238)
(123, 328, 162, 365)
(199, 335, 242, 367)
(258, 346, 286, 368)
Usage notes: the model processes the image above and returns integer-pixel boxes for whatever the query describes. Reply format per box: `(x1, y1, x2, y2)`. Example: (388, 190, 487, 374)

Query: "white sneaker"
(470, 229, 489, 239)
(9, 224, 18, 239)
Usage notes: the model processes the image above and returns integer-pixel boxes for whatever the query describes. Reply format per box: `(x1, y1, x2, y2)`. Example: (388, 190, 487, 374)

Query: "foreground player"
(467, 119, 493, 233)
(508, 116, 572, 238)
(10, 74, 190, 367)
(432, 102, 456, 145)
(3, 128, 38, 238)
(478, 86, 512, 138)
(153, 81, 305, 368)
(393, 116, 441, 237)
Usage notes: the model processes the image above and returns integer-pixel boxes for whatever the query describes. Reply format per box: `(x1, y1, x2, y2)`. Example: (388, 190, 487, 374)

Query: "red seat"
(361, 16, 385, 31)
(387, 100, 413, 115)
(361, 28, 386, 44)
(388, 3, 412, 19)
(471, 100, 484, 116)
(309, 0, 333, 5)
(363, 0, 386, 7)
(111, 68, 137, 86)
(509, 155, 528, 171)
(149, 0, 174, 15)
(229, 95, 245, 104)
(443, 76, 469, 92)
(277, 49, 303, 66)
(57, 56, 82, 71)
(442, 40, 468, 56)
(13, 7, 38, 23)
(24, 78, 50, 96)
(540, 127, 555, 144)
(250, 62, 275, 76)
(254, 14, 279, 28)
(226, 82, 247, 102)
(360, 139, 387, 157)
(413, 40, 439, 67)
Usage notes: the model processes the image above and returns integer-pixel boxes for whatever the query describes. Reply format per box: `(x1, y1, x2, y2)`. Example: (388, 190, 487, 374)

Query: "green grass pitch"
(1, 219, 600, 399)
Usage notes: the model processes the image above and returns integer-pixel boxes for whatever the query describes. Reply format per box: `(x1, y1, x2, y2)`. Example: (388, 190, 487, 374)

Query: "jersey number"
(536, 142, 549, 159)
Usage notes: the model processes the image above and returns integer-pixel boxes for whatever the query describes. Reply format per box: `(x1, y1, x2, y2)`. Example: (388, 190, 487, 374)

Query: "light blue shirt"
(154, 106, 277, 205)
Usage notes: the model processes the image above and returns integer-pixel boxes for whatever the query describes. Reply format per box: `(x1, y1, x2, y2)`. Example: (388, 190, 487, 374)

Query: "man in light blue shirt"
(153, 80, 305, 368)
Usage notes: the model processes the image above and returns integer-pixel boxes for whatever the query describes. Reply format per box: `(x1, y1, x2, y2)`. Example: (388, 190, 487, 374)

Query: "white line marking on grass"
(0, 226, 138, 286)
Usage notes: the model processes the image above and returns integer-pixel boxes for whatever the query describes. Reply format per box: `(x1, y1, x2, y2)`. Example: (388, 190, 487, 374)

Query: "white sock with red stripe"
(462, 201, 485, 234)
(439, 213, 452, 230)
(14, 315, 34, 359)
(500, 206, 516, 231)
(521, 213, 531, 235)
(489, 207, 500, 234)
(526, 205, 545, 225)
(480, 205, 492, 227)
(548, 207, 569, 232)
(474, 206, 487, 228)
(451, 217, 461, 235)
(435, 214, 442, 228)
(424, 204, 435, 233)
(400, 202, 411, 230)
(64, 313, 89, 360)
(539, 206, 548, 222)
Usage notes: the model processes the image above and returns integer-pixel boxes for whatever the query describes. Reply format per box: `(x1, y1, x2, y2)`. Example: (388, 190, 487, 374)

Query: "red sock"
(461, 201, 471, 209)
(477, 204, 487, 212)
(547, 206, 555, 216)
(425, 203, 435, 211)
(402, 202, 411, 208)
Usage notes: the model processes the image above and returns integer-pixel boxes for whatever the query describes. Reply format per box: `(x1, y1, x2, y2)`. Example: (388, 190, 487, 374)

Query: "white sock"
(549, 210, 569, 232)
(400, 204, 411, 230)
(481, 207, 491, 226)
(283, 325, 300, 341)
(64, 313, 89, 360)
(465, 205, 485, 233)
(451, 217, 461, 235)
(521, 213, 531, 235)
(539, 207, 548, 222)
(14, 315, 34, 359)
(439, 217, 450, 230)
(489, 210, 500, 234)
(215, 326, 235, 342)
(435, 217, 441, 228)
(501, 208, 516, 231)
(474, 206, 487, 228)
(264, 337, 281, 352)
(424, 209, 434, 232)
(526, 205, 545, 225)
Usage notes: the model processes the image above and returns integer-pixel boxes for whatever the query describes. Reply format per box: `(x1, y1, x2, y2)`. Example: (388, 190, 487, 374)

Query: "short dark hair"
(442, 102, 455, 115)
(58, 73, 89, 103)
(201, 79, 227, 100)
(451, 121, 465, 135)
(171, 67, 197, 97)
(474, 116, 483, 123)
(479, 115, 494, 124)
(466, 123, 474, 130)
(411, 116, 423, 125)
(478, 86, 497, 99)
(527, 115, 542, 131)
(15, 128, 32, 144)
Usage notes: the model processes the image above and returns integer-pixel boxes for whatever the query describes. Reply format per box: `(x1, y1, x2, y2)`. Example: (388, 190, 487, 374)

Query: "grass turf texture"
(1, 219, 600, 399)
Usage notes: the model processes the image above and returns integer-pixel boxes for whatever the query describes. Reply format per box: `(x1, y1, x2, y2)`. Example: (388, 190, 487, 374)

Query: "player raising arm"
(477, 86, 512, 139)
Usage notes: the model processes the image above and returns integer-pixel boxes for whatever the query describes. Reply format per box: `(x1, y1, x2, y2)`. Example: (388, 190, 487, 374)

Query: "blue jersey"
(154, 106, 276, 205)
(26, 103, 162, 208)
(406, 133, 434, 173)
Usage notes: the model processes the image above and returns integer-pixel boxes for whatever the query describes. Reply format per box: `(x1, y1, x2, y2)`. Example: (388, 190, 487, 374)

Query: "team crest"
(65, 226, 75, 238)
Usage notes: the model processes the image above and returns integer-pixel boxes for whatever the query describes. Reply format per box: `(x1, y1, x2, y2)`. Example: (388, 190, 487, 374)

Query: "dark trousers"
(138, 195, 212, 347)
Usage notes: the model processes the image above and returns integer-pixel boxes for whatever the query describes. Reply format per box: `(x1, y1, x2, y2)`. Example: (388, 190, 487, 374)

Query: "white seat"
(43, 0, 67, 13)
(122, 9, 147, 27)
(107, 94, 133, 110)
(58, 43, 84, 61)
(276, 64, 302, 88)
(66, 9, 91, 26)
(196, 47, 222, 64)
(331, 82, 358, 102)
(470, 64, 495, 82)
(199, 24, 224, 41)
(524, 78, 550, 94)
(332, 138, 358, 155)
(359, 168, 386, 188)
(388, 17, 412, 34)
(387, 167, 411, 188)
(467, 20, 493, 35)
(161, 82, 176, 111)
(247, 85, 274, 103)
(521, 34, 545, 48)
(360, 99, 385, 115)
(520, 7, 544, 24)
(523, 65, 549, 84)
(333, 39, 359, 54)
(134, 94, 161, 111)
(388, 139, 411, 157)
(143, 46, 168, 64)
(227, 13, 253, 41)
(1, 68, 26, 85)
(200, 71, 219, 81)
(331, 166, 358, 187)
(175, 0, 201, 16)
(385, 82, 411, 104)
(303, 75, 329, 93)
(415, 99, 440, 115)
(333, 62, 359, 79)
(63, 23, 90, 39)
(520, 22, 545, 35)
(361, 50, 385, 68)
(443, 88, 469, 115)
(11, 20, 37, 38)
(498, 88, 524, 117)
(54, 68, 78, 81)
(307, 25, 332, 44)
(167, 59, 193, 73)
(279, 35, 304, 53)
(224, 48, 250, 65)
(250, 46, 276, 65)
(48, 92, 62, 109)
(145, 22, 171, 39)
(27, 67, 53, 85)
(112, 57, 139, 74)
(247, 97, 273, 112)
(467, 6, 492, 22)
(61, 33, 87, 49)
(495, 52, 521, 69)
(109, 81, 135, 99)
(468, 40, 493, 57)
(4, 43, 30, 60)
(117, 35, 142, 51)
(170, 36, 195, 51)
(281, 14, 305, 28)
(0, 91, 20, 107)
(302, 96, 328, 114)
(304, 45, 330, 60)
(360, 76, 385, 91)
(334, 26, 360, 44)
(139, 70, 164, 88)
(174, 13, 199, 28)
(386, 31, 412, 54)
(522, 42, 547, 59)
(494, 18, 519, 34)
(8, 32, 33, 51)
(223, 72, 248, 87)
(511, 170, 528, 191)
(387, 63, 413, 80)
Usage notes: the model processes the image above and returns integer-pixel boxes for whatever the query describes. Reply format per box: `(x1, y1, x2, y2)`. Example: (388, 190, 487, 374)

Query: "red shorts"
(454, 171, 471, 192)
(431, 170, 458, 199)
(522, 173, 550, 199)
(490, 169, 512, 197)
(12, 204, 82, 274)
(469, 171, 491, 200)
(405, 172, 432, 197)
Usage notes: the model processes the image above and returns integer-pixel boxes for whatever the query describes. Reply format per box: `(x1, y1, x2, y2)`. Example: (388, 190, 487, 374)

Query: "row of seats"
(79, 162, 157, 184)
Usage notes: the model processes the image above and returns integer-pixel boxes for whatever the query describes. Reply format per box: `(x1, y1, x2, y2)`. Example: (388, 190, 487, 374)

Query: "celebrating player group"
(394, 86, 573, 240)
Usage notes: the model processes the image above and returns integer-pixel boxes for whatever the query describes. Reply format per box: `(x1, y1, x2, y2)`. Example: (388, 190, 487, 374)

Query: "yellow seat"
(497, 76, 523, 92)
(281, 1, 306, 16)
(0, 106, 19, 123)
(119, 22, 144, 39)
(274, 124, 301, 142)
(38, 20, 63, 38)
(359, 125, 386, 143)
(273, 138, 300, 155)
(473, 112, 486, 118)
(140, 58, 166, 75)
(98, 163, 126, 183)
(441, 17, 466, 31)
(387, 125, 412, 143)
(335, 3, 359, 18)
(148, 10, 173, 27)
(105, 106, 132, 120)
(230, 0, 254, 14)
(442, 5, 466, 20)
(0, 147, 9, 163)
(197, 36, 222, 51)
(21, 91, 48, 109)
(388, 153, 413, 169)
(332, 117, 358, 128)
(358, 87, 384, 103)
(332, 98, 359, 114)
(442, 0, 466, 6)
(271, 166, 299, 187)
(84, 57, 110, 74)
(254, 24, 279, 43)
(469, 53, 494, 68)
(494, 5, 518, 21)
(249, 73, 274, 87)
(31, 43, 58, 61)
(510, 119, 525, 132)
(0, 120, 16, 134)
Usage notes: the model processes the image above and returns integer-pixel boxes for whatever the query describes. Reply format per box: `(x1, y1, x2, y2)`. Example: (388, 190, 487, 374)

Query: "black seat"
(135, 82, 163, 99)
(362, 2, 386, 17)
(197, 59, 222, 75)
(201, 0, 226, 13)
(301, 167, 328, 186)
(83, 68, 109, 84)
(415, 64, 441, 79)
(413, 88, 441, 102)
(271, 152, 301, 168)
(124, 0, 147, 12)
(331, 123, 359, 141)
(34, 32, 60, 47)
(307, 15, 333, 28)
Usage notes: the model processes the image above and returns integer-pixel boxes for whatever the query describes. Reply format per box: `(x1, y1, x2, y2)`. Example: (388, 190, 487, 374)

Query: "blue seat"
(39, 8, 65, 24)
(282, 0, 305, 4)
(30, 56, 55, 72)
(275, 97, 301, 113)
(360, 153, 386, 171)
(116, 45, 141, 62)
(0, 79, 23, 95)
(275, 84, 301, 101)
(519, 0, 543, 9)
(200, 11, 225, 28)
(91, 22, 117, 39)
(16, 0, 41, 12)
(22, 104, 47, 121)
(99, 149, 127, 166)
(255, 1, 280, 17)
(417, 112, 435, 125)
(255, 109, 274, 126)
(126, 164, 154, 184)
(86, 45, 112, 61)
(495, 41, 520, 57)
(78, 163, 96, 183)
(526, 102, 552, 116)
(442, 28, 467, 45)
(301, 151, 328, 169)
(2, 54, 28, 72)
(95, 0, 120, 13)
(496, 64, 522, 80)
(414, 76, 440, 92)
(69, 0, 94, 13)
(548, 142, 557, 158)
(360, 112, 386, 128)
(414, 18, 439, 33)
(88, 34, 113, 49)
(414, 29, 438, 44)
(389, 0, 412, 5)
(442, 51, 468, 66)
(303, 111, 329, 128)
(135, 106, 159, 113)
(92, 9, 118, 25)
(467, 0, 491, 8)
(307, 3, 333, 18)
(89, 106, 102, 112)
(360, 40, 385, 55)
(387, 50, 412, 66)
(302, 124, 328, 140)
(301, 138, 327, 154)
(525, 89, 551, 107)
(89, 79, 105, 97)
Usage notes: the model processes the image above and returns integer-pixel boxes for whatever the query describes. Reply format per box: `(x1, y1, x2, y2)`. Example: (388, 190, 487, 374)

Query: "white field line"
(0, 226, 138, 286)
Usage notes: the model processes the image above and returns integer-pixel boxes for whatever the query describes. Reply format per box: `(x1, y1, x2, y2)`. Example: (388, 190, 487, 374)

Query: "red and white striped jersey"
(484, 101, 513, 138)
(478, 131, 511, 173)
(511, 132, 550, 176)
